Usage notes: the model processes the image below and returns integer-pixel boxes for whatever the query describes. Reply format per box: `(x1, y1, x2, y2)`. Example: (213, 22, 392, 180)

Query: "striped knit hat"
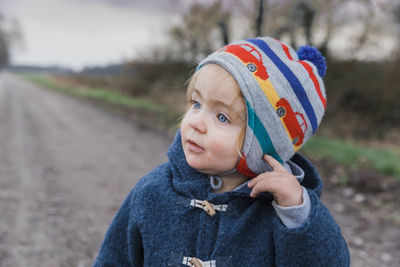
(198, 37, 327, 177)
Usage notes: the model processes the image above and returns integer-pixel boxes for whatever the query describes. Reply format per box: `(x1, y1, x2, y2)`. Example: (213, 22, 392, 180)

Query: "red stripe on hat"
(278, 42, 326, 108)
(298, 61, 326, 108)
(236, 154, 257, 178)
(280, 42, 294, 60)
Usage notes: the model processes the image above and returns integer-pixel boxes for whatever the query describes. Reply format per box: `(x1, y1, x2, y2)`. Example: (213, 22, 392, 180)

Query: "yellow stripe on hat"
(255, 76, 280, 107)
(254, 76, 300, 152)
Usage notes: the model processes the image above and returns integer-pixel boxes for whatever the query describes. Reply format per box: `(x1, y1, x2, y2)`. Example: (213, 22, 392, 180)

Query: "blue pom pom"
(297, 46, 327, 78)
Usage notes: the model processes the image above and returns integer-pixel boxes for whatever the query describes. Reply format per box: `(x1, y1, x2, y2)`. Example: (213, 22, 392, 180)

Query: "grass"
(21, 73, 167, 113)
(301, 135, 400, 180)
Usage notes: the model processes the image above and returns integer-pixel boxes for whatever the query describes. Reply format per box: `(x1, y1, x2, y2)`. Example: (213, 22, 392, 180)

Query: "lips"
(186, 139, 205, 152)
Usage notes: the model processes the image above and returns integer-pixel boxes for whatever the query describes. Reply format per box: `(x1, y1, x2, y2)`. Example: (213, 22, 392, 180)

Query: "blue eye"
(217, 113, 229, 123)
(193, 101, 201, 110)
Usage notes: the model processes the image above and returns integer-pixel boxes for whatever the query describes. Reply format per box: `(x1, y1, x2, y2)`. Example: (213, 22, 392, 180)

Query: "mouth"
(186, 139, 205, 152)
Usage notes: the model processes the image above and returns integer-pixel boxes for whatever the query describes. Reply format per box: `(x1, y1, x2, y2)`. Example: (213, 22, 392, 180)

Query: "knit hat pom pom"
(297, 46, 327, 78)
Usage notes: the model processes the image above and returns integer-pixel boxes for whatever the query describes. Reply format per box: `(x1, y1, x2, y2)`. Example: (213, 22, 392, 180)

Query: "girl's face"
(181, 64, 246, 175)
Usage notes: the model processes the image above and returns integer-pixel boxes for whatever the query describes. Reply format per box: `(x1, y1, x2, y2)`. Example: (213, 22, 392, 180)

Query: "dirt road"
(0, 72, 170, 266)
(0, 72, 398, 266)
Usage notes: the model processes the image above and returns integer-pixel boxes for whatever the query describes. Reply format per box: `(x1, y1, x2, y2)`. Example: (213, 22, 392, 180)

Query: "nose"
(189, 111, 207, 134)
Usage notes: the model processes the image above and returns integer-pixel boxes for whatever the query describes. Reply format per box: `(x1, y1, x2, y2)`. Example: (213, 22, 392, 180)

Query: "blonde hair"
(182, 64, 246, 155)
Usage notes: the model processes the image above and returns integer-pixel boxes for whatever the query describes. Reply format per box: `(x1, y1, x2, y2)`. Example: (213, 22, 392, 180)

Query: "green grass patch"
(20, 73, 166, 113)
(301, 135, 400, 179)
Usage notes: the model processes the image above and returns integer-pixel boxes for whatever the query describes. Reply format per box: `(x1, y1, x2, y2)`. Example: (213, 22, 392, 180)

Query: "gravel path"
(0, 72, 170, 266)
(0, 72, 398, 266)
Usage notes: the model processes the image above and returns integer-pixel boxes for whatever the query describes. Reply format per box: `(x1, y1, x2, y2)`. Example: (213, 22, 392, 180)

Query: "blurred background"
(3, 0, 400, 137)
(0, 0, 399, 266)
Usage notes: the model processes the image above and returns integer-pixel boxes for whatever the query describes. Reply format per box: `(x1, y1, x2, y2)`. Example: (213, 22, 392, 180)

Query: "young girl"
(93, 37, 350, 266)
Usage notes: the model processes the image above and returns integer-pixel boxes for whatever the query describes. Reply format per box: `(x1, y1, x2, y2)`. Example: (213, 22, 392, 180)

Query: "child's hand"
(247, 155, 303, 207)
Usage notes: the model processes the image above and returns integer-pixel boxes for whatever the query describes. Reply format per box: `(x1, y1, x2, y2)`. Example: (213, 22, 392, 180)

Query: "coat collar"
(167, 130, 210, 200)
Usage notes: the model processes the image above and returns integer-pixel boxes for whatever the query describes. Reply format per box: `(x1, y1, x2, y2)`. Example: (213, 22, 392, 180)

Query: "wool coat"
(93, 132, 350, 266)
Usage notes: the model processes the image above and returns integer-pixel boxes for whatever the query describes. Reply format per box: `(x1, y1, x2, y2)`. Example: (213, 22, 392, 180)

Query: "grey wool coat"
(93, 131, 350, 266)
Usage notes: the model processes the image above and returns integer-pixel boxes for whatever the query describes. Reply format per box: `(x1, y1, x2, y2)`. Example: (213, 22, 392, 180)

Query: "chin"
(185, 158, 210, 174)
(187, 160, 231, 175)
(186, 159, 206, 172)
(184, 151, 234, 175)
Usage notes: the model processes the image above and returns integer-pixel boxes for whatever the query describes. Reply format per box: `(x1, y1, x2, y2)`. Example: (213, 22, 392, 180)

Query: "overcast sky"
(1, 0, 181, 70)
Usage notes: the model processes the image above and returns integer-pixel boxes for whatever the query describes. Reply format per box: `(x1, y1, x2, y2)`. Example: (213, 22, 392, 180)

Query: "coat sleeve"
(273, 189, 350, 267)
(93, 188, 143, 267)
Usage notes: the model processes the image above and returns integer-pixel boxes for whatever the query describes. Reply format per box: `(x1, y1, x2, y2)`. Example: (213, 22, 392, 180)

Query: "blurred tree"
(255, 0, 265, 37)
(393, 0, 400, 23)
(285, 0, 316, 48)
(267, 0, 398, 59)
(0, 36, 8, 66)
(169, 1, 231, 62)
(392, 0, 400, 57)
(218, 20, 229, 45)
(0, 14, 9, 67)
(0, 14, 22, 68)
(166, 0, 398, 60)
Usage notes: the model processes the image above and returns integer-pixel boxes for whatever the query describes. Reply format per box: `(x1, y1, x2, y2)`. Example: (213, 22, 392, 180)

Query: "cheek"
(208, 131, 239, 156)
(180, 115, 190, 132)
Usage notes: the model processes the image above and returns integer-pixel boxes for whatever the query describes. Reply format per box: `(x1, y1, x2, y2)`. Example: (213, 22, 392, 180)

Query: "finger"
(263, 154, 287, 172)
(250, 181, 278, 198)
(249, 177, 280, 198)
(247, 168, 286, 188)
(250, 181, 262, 198)
(247, 177, 257, 188)
(250, 188, 259, 198)
(247, 173, 270, 188)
